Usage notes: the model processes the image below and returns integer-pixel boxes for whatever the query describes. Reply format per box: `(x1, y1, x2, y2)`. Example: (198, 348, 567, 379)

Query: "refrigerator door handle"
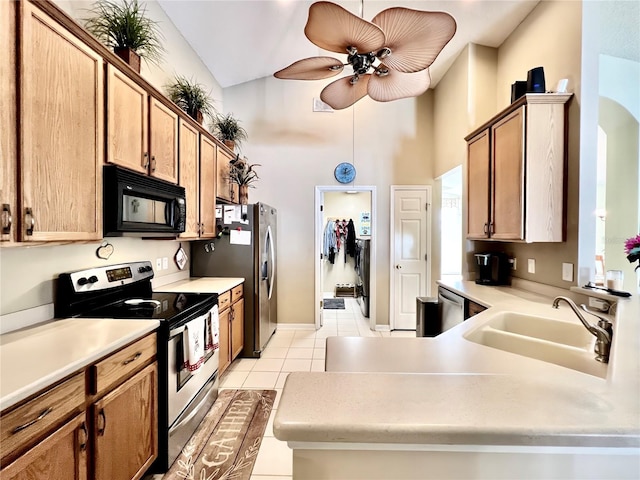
(261, 260, 268, 280)
(265, 225, 275, 300)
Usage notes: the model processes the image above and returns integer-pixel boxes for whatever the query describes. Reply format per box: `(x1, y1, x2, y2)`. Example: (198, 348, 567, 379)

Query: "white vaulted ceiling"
(157, 0, 540, 89)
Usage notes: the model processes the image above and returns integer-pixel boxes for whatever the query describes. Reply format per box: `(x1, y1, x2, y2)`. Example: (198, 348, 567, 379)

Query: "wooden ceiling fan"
(274, 1, 456, 110)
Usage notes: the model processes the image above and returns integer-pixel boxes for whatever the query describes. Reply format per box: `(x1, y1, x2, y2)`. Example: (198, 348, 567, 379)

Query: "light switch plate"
(562, 262, 574, 282)
(162, 257, 169, 270)
(527, 259, 536, 274)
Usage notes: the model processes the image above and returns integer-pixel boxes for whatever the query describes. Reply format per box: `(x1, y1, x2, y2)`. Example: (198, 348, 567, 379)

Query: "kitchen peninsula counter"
(274, 282, 640, 478)
(0, 318, 159, 410)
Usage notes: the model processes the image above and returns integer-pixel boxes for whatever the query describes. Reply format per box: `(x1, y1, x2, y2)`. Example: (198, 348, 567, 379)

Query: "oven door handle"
(169, 379, 217, 433)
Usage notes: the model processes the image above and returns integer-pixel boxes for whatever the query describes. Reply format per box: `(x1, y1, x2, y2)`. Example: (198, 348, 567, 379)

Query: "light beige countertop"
(0, 318, 159, 411)
(275, 281, 640, 448)
(158, 277, 244, 294)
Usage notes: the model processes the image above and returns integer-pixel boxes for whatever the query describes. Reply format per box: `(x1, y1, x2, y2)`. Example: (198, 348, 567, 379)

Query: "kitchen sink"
(464, 312, 607, 378)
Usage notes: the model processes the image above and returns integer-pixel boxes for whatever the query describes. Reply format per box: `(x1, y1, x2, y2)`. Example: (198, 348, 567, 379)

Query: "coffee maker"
(474, 253, 511, 285)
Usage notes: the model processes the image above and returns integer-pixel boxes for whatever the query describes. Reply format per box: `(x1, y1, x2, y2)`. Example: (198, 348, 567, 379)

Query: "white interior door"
(391, 186, 431, 330)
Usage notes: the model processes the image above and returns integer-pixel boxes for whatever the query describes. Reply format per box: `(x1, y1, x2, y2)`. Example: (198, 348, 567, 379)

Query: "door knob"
(396, 265, 402, 269)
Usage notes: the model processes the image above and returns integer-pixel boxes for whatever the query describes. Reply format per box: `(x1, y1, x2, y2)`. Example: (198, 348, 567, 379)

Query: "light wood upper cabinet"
(199, 135, 217, 238)
(0, 0, 17, 243)
(466, 130, 490, 239)
(179, 119, 200, 239)
(107, 64, 148, 176)
(107, 65, 178, 184)
(93, 363, 158, 480)
(1, 413, 88, 480)
(149, 97, 178, 183)
(465, 93, 571, 243)
(19, 1, 103, 241)
(216, 147, 236, 203)
(491, 107, 525, 240)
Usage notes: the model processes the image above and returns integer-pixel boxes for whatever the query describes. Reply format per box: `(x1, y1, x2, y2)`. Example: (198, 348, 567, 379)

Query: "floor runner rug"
(323, 298, 345, 309)
(163, 389, 276, 480)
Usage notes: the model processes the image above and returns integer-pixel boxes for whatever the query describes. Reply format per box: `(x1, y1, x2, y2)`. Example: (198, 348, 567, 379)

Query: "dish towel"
(183, 317, 205, 374)
(204, 305, 220, 353)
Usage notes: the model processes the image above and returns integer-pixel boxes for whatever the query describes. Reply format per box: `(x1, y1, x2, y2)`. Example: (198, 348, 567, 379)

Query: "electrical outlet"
(527, 258, 536, 274)
(562, 263, 574, 282)
(162, 257, 169, 270)
(156, 258, 162, 271)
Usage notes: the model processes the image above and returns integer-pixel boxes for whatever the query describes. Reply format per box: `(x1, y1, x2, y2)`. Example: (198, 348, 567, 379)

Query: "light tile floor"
(146, 297, 415, 480)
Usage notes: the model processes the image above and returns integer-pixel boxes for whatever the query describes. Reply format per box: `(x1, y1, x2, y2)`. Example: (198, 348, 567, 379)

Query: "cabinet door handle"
(25, 208, 35, 236)
(78, 422, 88, 451)
(122, 352, 142, 365)
(97, 409, 106, 436)
(151, 156, 156, 172)
(483, 223, 489, 235)
(2, 204, 12, 234)
(143, 152, 149, 168)
(12, 407, 53, 433)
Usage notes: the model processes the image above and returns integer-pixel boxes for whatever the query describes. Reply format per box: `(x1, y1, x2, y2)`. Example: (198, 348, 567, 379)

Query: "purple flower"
(625, 234, 640, 271)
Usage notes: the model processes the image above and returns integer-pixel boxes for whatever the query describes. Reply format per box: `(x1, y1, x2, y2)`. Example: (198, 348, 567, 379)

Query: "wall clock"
(334, 162, 356, 184)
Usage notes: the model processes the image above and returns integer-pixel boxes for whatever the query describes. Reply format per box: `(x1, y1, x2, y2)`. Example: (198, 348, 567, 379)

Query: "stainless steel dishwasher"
(438, 286, 465, 333)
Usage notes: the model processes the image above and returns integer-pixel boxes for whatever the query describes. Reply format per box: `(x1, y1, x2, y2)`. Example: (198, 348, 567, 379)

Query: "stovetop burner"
(84, 292, 214, 325)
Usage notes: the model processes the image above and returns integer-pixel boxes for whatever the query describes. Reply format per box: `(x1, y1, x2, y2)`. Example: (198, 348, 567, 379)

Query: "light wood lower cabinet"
(93, 363, 158, 480)
(0, 334, 158, 480)
(218, 284, 245, 375)
(1, 413, 88, 480)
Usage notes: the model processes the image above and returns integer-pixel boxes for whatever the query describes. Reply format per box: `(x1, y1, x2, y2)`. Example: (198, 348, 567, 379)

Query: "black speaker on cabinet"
(526, 66, 546, 93)
(511, 81, 527, 103)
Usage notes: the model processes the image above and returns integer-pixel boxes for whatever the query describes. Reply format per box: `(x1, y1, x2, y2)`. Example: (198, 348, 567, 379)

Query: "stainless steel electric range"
(55, 261, 219, 472)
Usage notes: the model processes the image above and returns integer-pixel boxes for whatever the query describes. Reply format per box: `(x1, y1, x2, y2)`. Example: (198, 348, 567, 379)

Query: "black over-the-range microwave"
(103, 165, 186, 237)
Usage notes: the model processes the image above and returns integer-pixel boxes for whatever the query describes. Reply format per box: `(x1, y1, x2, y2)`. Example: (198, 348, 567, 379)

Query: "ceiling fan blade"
(367, 67, 431, 103)
(305, 1, 385, 55)
(371, 8, 456, 73)
(320, 75, 371, 110)
(274, 57, 344, 80)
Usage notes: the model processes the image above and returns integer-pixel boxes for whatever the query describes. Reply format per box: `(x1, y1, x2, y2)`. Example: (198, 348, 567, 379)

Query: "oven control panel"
(66, 261, 154, 292)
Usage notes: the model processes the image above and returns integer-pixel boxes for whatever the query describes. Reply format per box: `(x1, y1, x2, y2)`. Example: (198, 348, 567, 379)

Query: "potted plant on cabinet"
(165, 75, 216, 124)
(84, 0, 164, 73)
(229, 155, 260, 205)
(211, 112, 248, 151)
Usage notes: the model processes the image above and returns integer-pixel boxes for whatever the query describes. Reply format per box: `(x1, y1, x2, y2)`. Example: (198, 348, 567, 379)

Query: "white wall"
(223, 78, 434, 326)
(322, 191, 372, 293)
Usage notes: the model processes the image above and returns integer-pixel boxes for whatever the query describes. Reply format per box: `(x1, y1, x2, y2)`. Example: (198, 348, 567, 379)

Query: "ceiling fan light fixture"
(304, 1, 386, 55)
(274, 56, 344, 80)
(273, 1, 456, 109)
(321, 74, 371, 110)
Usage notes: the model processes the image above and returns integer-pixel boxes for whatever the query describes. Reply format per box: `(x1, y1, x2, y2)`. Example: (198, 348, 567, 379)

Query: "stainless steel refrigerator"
(356, 238, 370, 317)
(191, 202, 277, 358)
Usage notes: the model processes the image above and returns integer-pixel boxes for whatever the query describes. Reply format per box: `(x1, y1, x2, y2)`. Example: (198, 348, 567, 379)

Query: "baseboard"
(375, 325, 391, 332)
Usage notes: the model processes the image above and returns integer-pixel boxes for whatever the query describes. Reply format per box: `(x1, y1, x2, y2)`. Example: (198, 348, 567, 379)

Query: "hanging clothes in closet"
(345, 219, 356, 263)
(323, 219, 337, 264)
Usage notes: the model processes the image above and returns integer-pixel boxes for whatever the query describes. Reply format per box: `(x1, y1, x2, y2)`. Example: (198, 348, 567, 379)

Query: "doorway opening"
(315, 186, 377, 331)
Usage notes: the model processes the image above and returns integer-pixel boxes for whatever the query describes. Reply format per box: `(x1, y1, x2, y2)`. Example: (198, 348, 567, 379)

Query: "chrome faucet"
(552, 296, 613, 363)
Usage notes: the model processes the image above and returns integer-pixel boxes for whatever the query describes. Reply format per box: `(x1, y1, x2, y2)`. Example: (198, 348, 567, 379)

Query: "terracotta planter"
(238, 185, 249, 205)
(224, 139, 235, 151)
(114, 47, 141, 74)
